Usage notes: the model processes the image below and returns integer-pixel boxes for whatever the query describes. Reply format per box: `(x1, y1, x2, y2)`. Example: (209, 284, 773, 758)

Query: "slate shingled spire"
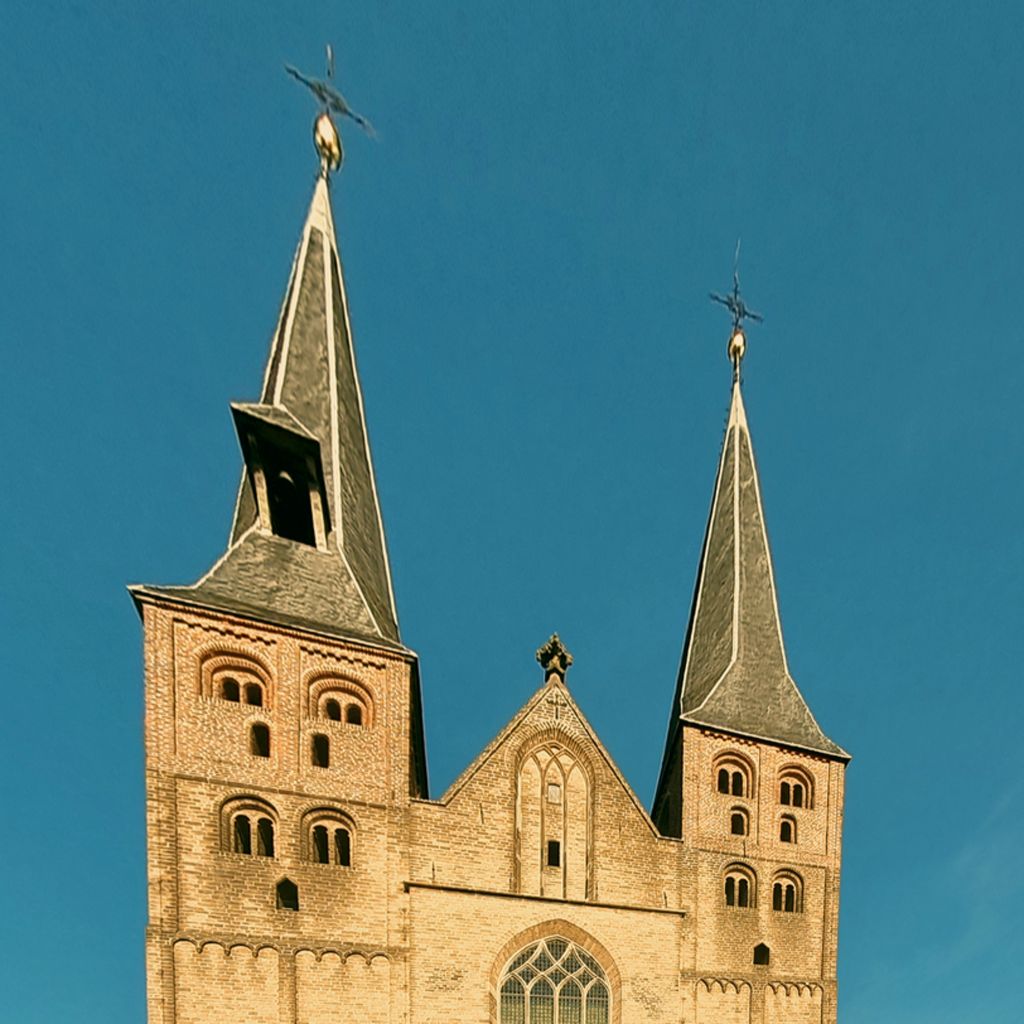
(134, 175, 401, 647)
(671, 377, 845, 757)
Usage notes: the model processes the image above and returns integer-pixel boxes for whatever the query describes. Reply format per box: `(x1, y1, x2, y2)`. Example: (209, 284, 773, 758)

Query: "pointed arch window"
(498, 937, 610, 1024)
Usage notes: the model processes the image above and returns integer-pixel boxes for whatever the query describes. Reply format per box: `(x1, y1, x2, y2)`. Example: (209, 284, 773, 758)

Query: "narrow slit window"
(725, 876, 736, 906)
(335, 828, 351, 867)
(312, 825, 329, 864)
(737, 877, 750, 907)
(250, 723, 270, 758)
(233, 815, 252, 855)
(546, 840, 561, 867)
(256, 817, 275, 857)
(311, 733, 329, 768)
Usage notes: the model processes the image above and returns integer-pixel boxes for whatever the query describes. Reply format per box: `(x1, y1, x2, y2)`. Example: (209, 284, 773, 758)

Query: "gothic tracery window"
(499, 938, 610, 1024)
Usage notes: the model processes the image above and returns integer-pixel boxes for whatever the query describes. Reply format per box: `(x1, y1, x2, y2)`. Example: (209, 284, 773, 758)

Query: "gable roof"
(435, 676, 663, 837)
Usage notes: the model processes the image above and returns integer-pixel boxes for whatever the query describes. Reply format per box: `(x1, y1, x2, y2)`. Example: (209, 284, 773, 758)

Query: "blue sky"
(2, 3, 1023, 1021)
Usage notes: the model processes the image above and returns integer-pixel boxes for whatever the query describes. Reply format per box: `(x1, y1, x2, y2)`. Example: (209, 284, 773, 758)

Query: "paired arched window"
(714, 754, 753, 798)
(724, 865, 756, 908)
(778, 767, 814, 809)
(203, 656, 272, 710)
(224, 799, 276, 858)
(730, 808, 749, 836)
(772, 872, 803, 913)
(498, 937, 610, 1024)
(304, 810, 355, 867)
(310, 678, 373, 729)
(779, 815, 797, 844)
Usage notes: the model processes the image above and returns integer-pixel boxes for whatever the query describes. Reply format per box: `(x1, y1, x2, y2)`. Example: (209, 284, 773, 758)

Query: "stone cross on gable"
(546, 690, 569, 721)
(536, 633, 573, 685)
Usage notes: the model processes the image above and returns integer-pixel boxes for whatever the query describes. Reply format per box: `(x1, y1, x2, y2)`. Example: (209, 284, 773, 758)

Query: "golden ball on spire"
(728, 328, 746, 367)
(314, 112, 342, 174)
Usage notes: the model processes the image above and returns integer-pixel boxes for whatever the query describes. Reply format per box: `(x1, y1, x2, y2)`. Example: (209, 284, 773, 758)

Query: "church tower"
(131, 109, 427, 1024)
(133, 86, 848, 1023)
(653, 318, 849, 1022)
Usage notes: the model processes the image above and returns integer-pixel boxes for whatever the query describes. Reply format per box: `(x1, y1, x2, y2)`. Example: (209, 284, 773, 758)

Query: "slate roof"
(134, 175, 402, 648)
(669, 378, 847, 759)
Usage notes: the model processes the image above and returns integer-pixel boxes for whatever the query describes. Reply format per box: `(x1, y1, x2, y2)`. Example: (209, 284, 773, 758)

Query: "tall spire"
(135, 144, 401, 646)
(665, 361, 845, 758)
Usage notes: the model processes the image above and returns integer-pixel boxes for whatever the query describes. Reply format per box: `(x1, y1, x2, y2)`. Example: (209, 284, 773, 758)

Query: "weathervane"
(285, 45, 375, 176)
(710, 240, 763, 379)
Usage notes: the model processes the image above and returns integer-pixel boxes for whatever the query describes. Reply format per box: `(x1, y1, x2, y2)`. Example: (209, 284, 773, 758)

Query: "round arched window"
(498, 937, 610, 1024)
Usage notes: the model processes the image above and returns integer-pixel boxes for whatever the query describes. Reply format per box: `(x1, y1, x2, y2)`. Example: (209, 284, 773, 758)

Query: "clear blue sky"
(2, 3, 1022, 1021)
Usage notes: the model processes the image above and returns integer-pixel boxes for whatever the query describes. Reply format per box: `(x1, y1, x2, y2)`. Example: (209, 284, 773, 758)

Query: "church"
(132, 105, 849, 1024)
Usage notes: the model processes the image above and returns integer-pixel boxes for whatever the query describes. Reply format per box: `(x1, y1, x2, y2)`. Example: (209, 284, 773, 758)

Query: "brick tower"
(133, 108, 848, 1024)
(652, 329, 850, 1021)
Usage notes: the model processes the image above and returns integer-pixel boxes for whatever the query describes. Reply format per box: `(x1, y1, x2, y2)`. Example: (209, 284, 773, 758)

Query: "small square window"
(546, 840, 561, 867)
(546, 783, 561, 804)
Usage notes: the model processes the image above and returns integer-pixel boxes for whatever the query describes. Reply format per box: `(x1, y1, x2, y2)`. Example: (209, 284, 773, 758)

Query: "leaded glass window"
(499, 938, 610, 1024)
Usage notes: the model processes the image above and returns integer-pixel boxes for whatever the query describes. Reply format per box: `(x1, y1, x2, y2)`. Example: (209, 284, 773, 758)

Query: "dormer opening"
(232, 405, 331, 550)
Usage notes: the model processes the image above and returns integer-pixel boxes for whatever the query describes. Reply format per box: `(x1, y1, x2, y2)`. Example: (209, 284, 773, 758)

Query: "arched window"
(305, 812, 354, 867)
(730, 808, 749, 836)
(779, 815, 796, 844)
(310, 679, 374, 729)
(778, 768, 814, 809)
(713, 754, 753, 799)
(772, 872, 803, 913)
(753, 943, 770, 966)
(498, 937, 610, 1024)
(311, 733, 329, 768)
(724, 865, 756, 908)
(276, 878, 299, 911)
(224, 799, 276, 858)
(205, 658, 272, 710)
(250, 723, 271, 758)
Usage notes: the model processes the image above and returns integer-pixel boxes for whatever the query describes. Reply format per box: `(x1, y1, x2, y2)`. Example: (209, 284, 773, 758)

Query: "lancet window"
(498, 937, 610, 1024)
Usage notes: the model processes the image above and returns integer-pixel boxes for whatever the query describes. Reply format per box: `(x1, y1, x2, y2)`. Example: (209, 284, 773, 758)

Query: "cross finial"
(284, 45, 376, 177)
(536, 634, 573, 685)
(709, 239, 763, 380)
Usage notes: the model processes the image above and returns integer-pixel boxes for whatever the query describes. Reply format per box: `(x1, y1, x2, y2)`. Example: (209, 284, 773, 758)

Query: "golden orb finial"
(728, 328, 746, 377)
(314, 112, 343, 176)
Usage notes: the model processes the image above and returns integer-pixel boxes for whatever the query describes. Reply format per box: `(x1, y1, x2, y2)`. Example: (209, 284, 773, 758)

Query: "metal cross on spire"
(709, 240, 763, 379)
(285, 45, 375, 175)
